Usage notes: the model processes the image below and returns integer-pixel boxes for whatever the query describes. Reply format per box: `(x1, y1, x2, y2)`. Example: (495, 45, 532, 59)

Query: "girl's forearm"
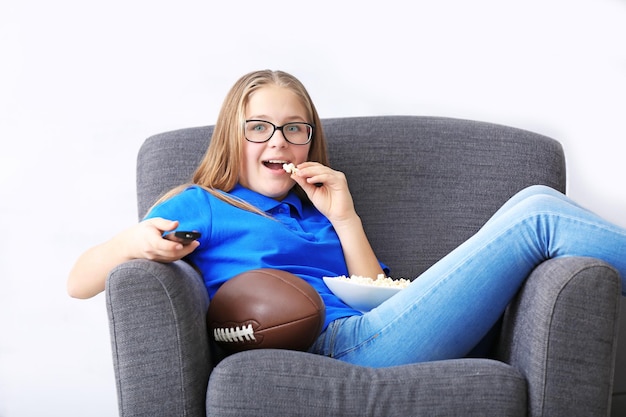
(67, 236, 133, 299)
(332, 215, 385, 279)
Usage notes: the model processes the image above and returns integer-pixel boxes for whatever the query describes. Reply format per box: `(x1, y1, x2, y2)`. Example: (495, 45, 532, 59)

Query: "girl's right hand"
(124, 217, 200, 263)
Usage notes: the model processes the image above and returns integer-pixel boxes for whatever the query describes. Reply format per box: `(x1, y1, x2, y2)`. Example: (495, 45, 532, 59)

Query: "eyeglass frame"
(244, 119, 315, 145)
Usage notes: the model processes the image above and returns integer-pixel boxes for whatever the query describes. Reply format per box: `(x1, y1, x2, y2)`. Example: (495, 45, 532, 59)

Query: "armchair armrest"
(106, 259, 211, 417)
(498, 256, 621, 417)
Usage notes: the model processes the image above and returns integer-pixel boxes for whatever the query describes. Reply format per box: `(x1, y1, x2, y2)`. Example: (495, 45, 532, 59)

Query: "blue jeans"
(309, 185, 626, 367)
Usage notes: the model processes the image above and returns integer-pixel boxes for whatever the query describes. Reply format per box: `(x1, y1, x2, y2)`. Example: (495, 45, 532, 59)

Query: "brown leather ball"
(207, 269, 325, 352)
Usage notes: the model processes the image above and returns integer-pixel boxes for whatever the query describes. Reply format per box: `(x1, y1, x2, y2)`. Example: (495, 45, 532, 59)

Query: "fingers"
(293, 162, 345, 189)
(151, 235, 200, 262)
(135, 218, 199, 262)
(146, 217, 179, 234)
(291, 163, 356, 222)
(164, 239, 200, 259)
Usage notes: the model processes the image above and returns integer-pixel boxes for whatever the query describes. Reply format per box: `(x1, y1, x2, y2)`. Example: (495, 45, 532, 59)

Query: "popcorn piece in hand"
(283, 163, 298, 174)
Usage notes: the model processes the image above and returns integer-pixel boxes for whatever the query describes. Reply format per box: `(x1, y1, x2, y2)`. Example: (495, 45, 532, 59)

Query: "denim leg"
(322, 186, 626, 367)
(486, 185, 588, 224)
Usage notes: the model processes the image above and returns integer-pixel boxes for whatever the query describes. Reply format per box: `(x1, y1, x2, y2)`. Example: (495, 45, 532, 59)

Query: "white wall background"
(1, 0, 625, 415)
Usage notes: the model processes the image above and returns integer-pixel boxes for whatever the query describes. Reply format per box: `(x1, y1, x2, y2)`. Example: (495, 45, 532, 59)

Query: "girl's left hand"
(290, 162, 385, 280)
(289, 162, 357, 224)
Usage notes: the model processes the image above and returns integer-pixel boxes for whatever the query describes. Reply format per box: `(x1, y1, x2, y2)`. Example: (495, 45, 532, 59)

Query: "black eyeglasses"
(244, 119, 314, 145)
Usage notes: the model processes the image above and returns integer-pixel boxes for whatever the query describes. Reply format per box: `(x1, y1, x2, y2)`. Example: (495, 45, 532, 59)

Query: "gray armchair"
(106, 116, 620, 416)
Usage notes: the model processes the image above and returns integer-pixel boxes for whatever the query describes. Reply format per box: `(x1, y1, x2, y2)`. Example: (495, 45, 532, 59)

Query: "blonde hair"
(154, 70, 329, 214)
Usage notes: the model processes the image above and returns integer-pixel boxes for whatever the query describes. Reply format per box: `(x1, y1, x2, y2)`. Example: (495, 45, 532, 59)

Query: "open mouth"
(263, 160, 289, 171)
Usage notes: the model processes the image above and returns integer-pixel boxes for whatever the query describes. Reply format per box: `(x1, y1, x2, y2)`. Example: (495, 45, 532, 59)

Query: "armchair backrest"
(137, 115, 565, 278)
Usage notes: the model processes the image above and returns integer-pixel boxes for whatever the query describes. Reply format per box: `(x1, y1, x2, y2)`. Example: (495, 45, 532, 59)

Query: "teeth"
(266, 160, 288, 164)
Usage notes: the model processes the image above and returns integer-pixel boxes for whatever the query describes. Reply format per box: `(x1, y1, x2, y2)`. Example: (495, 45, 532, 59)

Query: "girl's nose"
(268, 129, 288, 147)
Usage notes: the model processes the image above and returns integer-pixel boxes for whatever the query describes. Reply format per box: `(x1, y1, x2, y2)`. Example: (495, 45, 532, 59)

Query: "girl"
(68, 69, 626, 367)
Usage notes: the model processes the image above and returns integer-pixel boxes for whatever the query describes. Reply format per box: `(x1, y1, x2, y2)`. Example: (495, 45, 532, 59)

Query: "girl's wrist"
(330, 213, 363, 233)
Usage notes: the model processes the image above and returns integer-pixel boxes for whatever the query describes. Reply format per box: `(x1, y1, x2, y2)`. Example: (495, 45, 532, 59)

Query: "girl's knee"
(516, 190, 568, 214)
(515, 184, 560, 199)
(505, 185, 570, 217)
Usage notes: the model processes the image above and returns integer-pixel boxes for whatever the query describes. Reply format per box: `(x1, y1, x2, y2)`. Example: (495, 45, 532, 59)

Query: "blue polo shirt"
(144, 184, 386, 329)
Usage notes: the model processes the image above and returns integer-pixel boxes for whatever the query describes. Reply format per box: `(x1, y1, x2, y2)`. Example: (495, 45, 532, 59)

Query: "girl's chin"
(252, 183, 294, 200)
(267, 188, 293, 200)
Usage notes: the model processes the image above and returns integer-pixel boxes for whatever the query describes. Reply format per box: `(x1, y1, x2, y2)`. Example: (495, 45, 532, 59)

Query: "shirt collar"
(229, 184, 304, 217)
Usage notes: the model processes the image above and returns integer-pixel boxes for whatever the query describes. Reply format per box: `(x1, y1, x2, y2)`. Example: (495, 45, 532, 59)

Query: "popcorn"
(283, 163, 298, 174)
(330, 274, 411, 289)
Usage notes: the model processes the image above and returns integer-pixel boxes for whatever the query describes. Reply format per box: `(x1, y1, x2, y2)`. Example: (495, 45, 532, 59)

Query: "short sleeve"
(143, 186, 212, 240)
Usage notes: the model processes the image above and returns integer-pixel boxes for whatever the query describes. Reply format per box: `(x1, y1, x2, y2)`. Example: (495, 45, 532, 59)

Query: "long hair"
(154, 70, 329, 214)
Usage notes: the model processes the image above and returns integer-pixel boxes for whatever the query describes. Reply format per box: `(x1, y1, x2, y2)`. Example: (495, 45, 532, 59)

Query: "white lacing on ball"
(213, 324, 256, 343)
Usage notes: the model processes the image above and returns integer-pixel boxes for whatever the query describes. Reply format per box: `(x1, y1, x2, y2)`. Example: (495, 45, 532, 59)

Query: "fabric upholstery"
(106, 260, 211, 416)
(207, 351, 526, 417)
(104, 115, 621, 417)
(498, 257, 620, 416)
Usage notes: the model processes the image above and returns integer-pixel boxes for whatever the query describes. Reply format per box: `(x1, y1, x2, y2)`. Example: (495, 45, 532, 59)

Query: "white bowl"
(323, 277, 404, 312)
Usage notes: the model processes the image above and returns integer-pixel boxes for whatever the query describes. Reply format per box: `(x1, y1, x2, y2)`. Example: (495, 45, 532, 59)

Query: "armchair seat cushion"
(206, 350, 526, 417)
